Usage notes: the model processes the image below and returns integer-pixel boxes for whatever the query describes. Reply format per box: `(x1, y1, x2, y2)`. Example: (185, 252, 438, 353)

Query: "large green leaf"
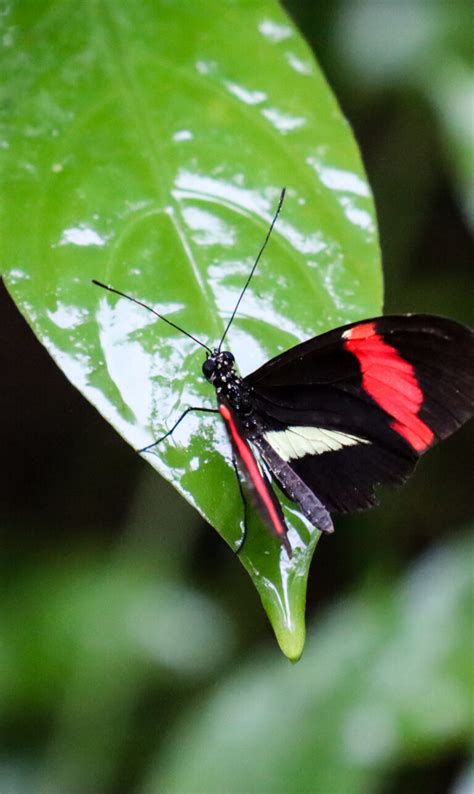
(0, 1, 381, 658)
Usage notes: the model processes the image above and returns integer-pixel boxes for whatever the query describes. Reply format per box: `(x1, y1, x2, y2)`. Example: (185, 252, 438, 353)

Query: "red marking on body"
(219, 404, 288, 543)
(344, 323, 434, 451)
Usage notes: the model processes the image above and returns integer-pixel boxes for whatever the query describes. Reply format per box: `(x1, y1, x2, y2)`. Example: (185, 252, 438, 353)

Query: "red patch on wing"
(344, 322, 434, 451)
(219, 404, 291, 552)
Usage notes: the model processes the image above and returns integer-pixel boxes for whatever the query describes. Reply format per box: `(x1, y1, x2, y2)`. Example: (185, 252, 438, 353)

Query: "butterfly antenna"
(92, 280, 213, 354)
(218, 187, 286, 352)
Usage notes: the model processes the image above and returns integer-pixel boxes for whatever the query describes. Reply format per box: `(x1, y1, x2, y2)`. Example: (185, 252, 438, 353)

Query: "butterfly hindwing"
(252, 433, 335, 532)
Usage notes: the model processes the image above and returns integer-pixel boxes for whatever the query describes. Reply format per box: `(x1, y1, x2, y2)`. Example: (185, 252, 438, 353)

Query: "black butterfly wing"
(244, 315, 474, 516)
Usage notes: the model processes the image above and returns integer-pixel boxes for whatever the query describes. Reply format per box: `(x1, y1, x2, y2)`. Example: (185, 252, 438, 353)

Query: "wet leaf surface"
(0, 1, 381, 658)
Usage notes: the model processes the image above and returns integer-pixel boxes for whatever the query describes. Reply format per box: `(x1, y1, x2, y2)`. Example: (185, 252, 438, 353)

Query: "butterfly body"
(203, 315, 474, 556)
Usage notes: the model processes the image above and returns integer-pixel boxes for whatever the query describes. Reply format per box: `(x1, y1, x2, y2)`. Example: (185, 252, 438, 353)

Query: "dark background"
(1, 2, 472, 793)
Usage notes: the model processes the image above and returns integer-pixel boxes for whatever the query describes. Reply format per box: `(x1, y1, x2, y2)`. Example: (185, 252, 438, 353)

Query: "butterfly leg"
(232, 455, 249, 555)
(138, 406, 219, 453)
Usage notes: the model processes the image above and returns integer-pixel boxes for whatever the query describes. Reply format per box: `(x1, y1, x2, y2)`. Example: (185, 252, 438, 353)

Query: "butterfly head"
(202, 350, 235, 383)
(202, 350, 253, 414)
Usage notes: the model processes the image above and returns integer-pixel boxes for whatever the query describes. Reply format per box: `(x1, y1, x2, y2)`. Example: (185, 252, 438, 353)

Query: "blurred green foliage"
(0, 2, 472, 793)
(147, 532, 474, 794)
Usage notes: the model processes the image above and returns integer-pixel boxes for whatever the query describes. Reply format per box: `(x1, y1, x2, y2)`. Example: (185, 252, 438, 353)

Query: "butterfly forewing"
(244, 315, 474, 516)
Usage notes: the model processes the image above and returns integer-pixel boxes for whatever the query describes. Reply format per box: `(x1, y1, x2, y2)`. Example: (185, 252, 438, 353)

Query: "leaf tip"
(275, 622, 306, 662)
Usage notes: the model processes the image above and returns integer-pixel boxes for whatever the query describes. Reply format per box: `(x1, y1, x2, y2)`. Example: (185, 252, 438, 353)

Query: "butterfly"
(93, 190, 474, 557)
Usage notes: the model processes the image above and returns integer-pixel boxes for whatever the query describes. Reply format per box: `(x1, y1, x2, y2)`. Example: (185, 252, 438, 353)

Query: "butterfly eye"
(202, 358, 216, 379)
